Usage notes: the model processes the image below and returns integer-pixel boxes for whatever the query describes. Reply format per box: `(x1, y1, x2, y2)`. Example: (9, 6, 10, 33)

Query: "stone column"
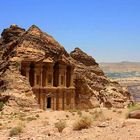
(56, 92, 59, 110)
(70, 69, 74, 87)
(58, 70, 61, 86)
(40, 68, 43, 87)
(51, 66, 54, 86)
(71, 91, 75, 109)
(64, 70, 66, 87)
(51, 96, 54, 110)
(40, 94, 44, 110)
(44, 67, 47, 87)
(64, 92, 67, 110)
(53, 93, 56, 110)
(58, 92, 63, 110)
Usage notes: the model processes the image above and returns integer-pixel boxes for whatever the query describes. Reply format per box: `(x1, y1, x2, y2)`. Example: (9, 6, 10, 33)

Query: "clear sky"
(0, 0, 140, 62)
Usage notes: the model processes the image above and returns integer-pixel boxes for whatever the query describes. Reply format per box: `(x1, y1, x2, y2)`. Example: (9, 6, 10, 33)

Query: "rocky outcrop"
(0, 25, 37, 112)
(128, 110, 140, 119)
(70, 48, 130, 109)
(0, 24, 131, 110)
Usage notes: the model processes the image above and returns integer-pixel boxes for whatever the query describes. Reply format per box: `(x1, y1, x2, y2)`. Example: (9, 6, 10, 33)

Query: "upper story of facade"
(20, 58, 75, 89)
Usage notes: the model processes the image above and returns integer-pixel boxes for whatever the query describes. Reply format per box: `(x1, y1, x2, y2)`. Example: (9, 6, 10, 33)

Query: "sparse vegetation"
(35, 114, 40, 118)
(9, 126, 23, 137)
(1, 111, 4, 115)
(77, 110, 82, 117)
(73, 116, 92, 131)
(91, 109, 105, 121)
(127, 103, 140, 111)
(26, 116, 37, 121)
(126, 103, 140, 118)
(66, 114, 69, 118)
(55, 120, 66, 132)
(0, 102, 4, 111)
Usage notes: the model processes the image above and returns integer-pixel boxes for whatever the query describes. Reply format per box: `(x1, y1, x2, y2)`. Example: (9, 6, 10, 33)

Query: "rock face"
(129, 110, 140, 119)
(70, 48, 130, 108)
(0, 25, 131, 110)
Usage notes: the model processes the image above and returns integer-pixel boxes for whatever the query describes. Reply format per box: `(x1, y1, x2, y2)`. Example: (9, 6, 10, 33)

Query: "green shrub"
(9, 126, 23, 137)
(127, 103, 140, 111)
(26, 116, 37, 121)
(77, 110, 82, 117)
(91, 109, 105, 121)
(126, 103, 140, 119)
(73, 116, 92, 131)
(0, 102, 4, 111)
(35, 114, 40, 118)
(55, 120, 66, 132)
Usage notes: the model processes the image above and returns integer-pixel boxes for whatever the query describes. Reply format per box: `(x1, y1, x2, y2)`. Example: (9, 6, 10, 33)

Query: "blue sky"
(0, 0, 140, 62)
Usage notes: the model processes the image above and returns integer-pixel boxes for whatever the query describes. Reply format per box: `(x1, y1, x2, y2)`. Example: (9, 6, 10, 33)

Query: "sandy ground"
(0, 108, 140, 140)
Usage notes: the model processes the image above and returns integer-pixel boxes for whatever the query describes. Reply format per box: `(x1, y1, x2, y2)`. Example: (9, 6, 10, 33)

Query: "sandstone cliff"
(0, 25, 131, 111)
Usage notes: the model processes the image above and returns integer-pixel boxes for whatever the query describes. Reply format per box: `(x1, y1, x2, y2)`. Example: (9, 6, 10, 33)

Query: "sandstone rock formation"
(128, 110, 140, 119)
(0, 24, 131, 111)
(70, 48, 130, 108)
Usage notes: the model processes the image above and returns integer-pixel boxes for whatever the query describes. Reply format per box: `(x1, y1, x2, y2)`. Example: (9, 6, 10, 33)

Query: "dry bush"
(91, 109, 105, 121)
(77, 110, 82, 117)
(73, 116, 92, 131)
(55, 120, 66, 133)
(66, 114, 69, 118)
(9, 126, 22, 137)
(26, 116, 37, 121)
(18, 112, 27, 121)
(127, 103, 140, 111)
(9, 121, 25, 136)
(0, 102, 4, 111)
(69, 109, 79, 113)
(35, 114, 40, 118)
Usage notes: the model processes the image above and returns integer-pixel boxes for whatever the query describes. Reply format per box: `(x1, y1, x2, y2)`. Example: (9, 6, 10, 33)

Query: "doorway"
(47, 97, 51, 109)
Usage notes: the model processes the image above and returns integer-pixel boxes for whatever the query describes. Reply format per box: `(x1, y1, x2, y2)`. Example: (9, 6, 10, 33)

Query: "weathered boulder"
(128, 110, 140, 119)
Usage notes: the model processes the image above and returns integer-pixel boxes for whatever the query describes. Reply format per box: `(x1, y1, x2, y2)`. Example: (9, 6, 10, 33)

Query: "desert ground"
(0, 107, 140, 140)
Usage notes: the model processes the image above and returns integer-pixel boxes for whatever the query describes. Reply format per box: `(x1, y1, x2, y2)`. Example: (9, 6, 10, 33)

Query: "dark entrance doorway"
(47, 97, 51, 109)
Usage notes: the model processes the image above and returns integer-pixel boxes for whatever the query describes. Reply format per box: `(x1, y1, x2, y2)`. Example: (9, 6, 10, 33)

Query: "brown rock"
(129, 110, 140, 119)
(0, 25, 131, 110)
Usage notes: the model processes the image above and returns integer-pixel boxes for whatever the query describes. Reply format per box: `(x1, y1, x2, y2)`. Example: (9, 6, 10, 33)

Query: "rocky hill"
(0, 25, 131, 112)
(100, 62, 140, 73)
(100, 62, 140, 103)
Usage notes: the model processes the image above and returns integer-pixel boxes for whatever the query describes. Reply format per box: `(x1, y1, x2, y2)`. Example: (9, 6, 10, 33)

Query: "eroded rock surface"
(129, 110, 140, 119)
(0, 25, 131, 110)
